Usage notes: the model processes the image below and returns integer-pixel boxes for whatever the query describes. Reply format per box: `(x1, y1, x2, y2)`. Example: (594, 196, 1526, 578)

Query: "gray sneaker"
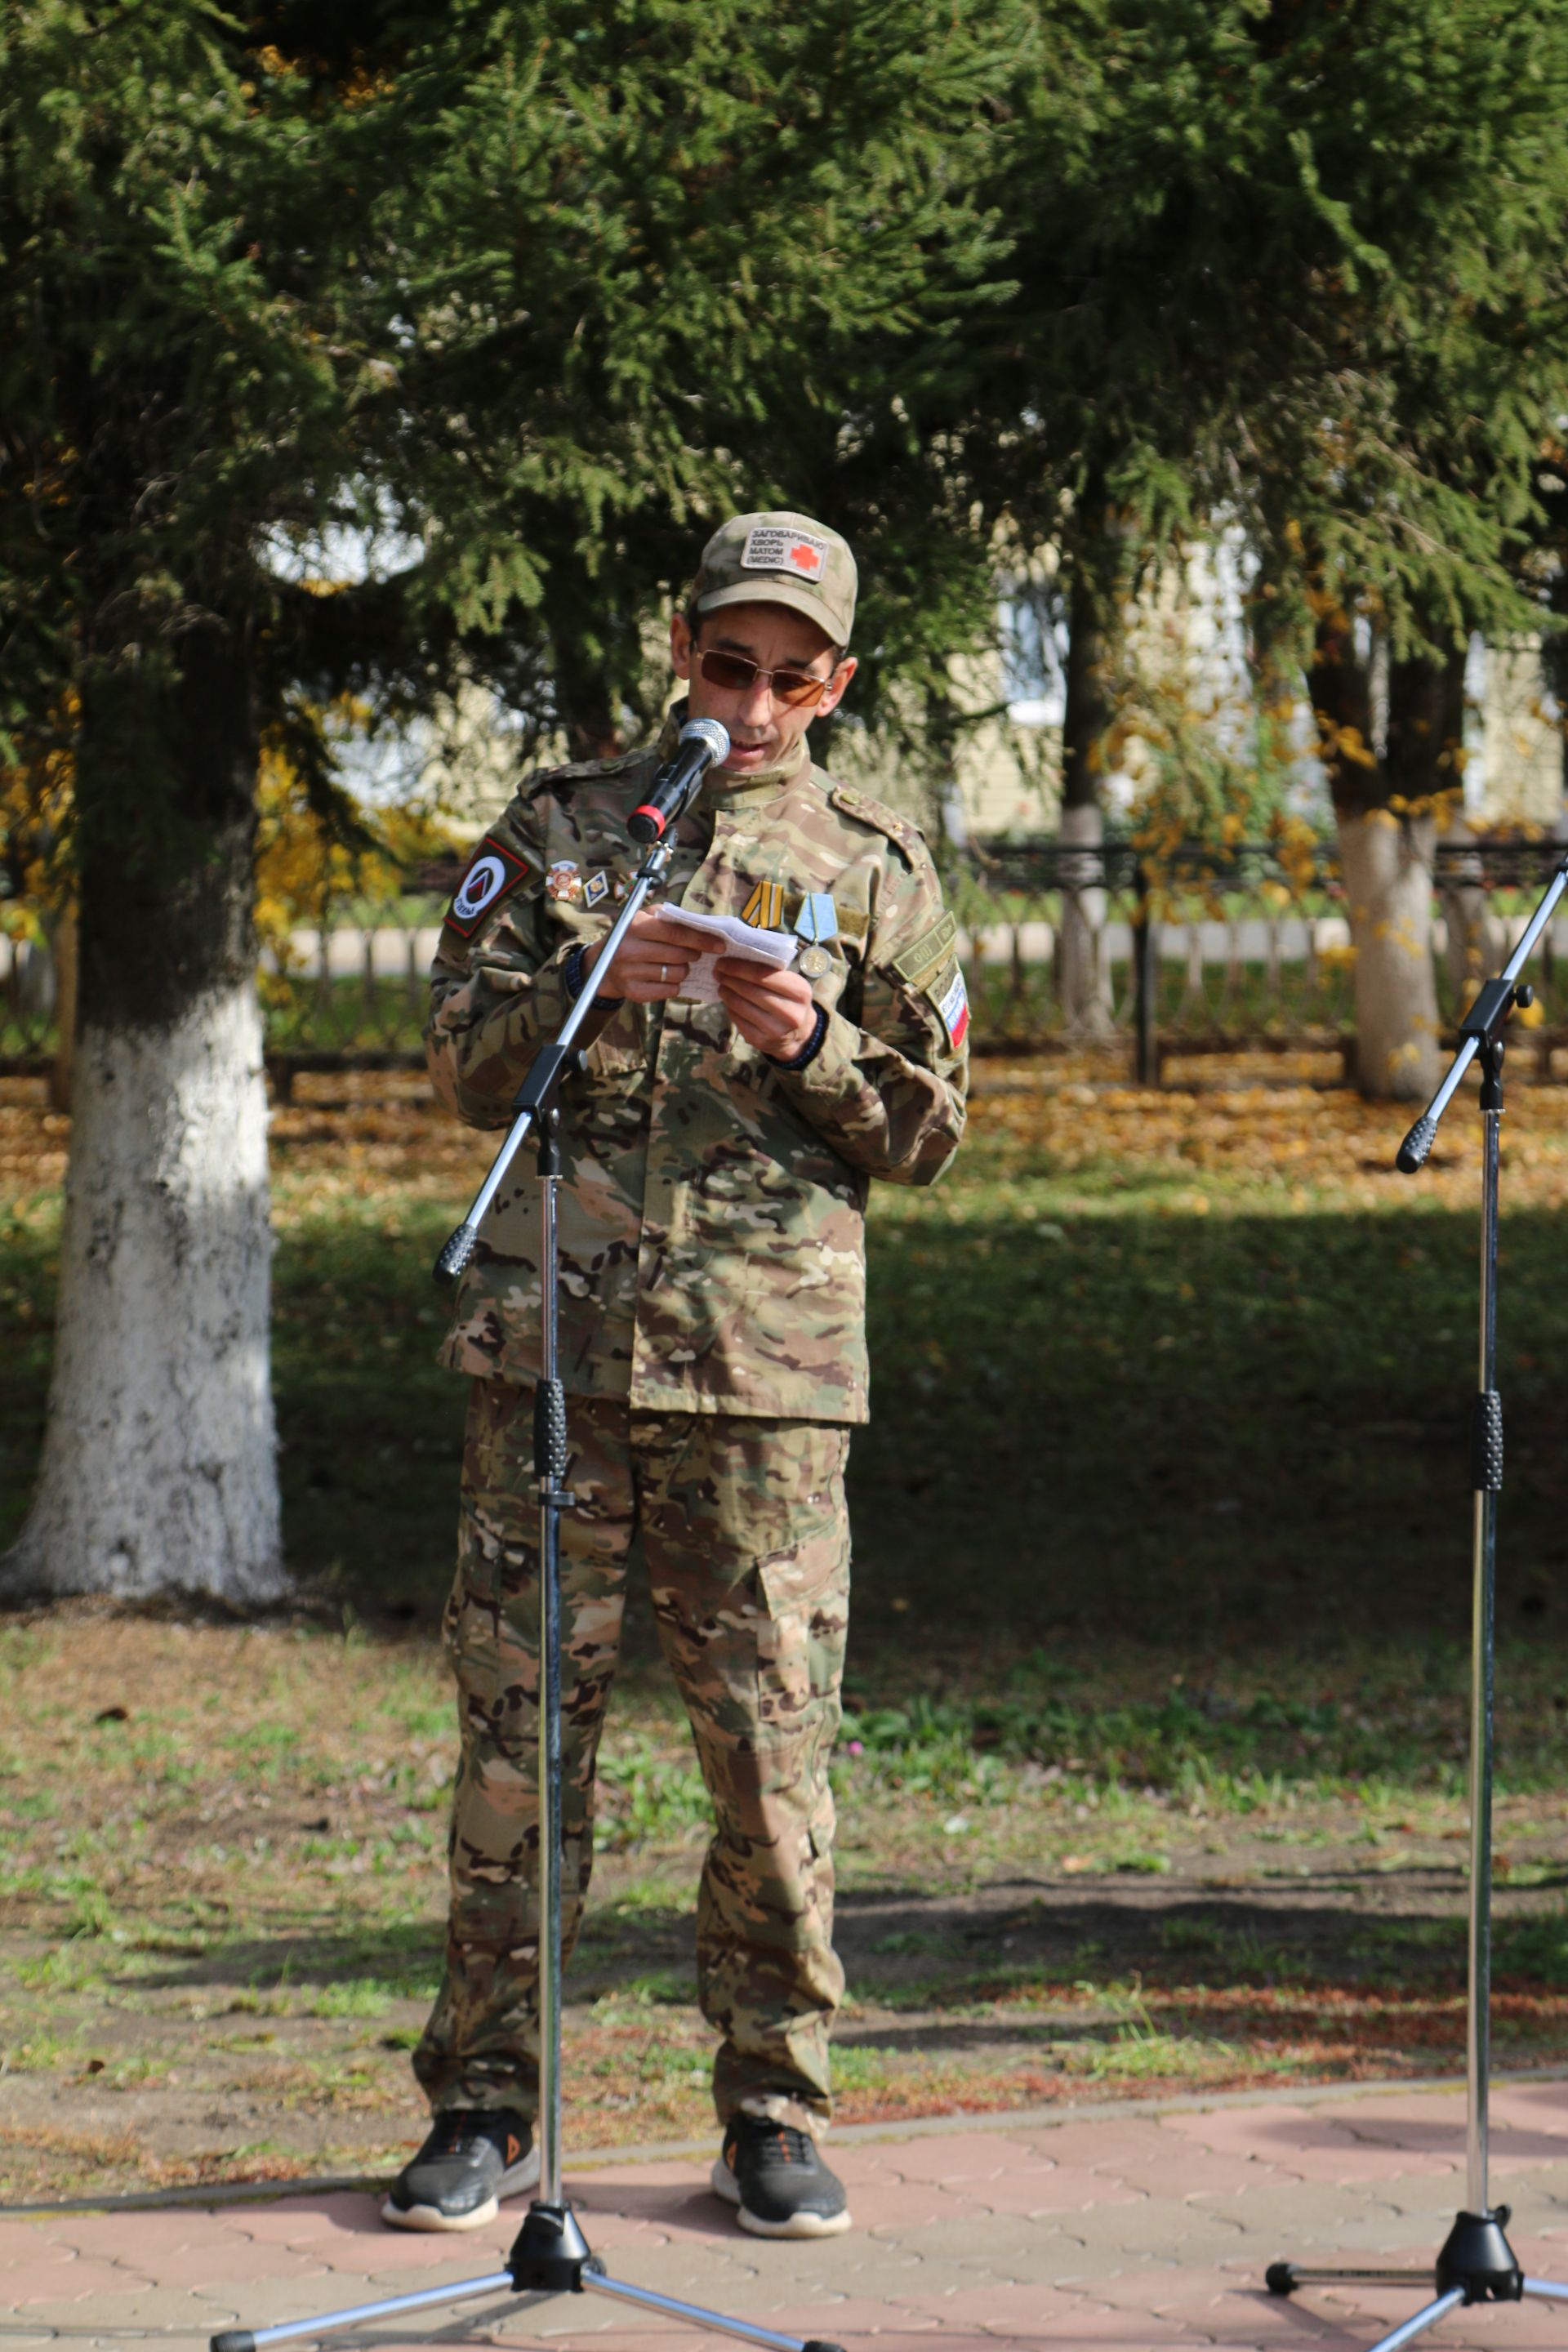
(382, 2109, 539, 2231)
(711, 2114, 851, 2238)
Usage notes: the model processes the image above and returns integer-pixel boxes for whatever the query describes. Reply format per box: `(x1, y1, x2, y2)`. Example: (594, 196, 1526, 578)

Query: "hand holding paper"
(651, 903, 799, 1004)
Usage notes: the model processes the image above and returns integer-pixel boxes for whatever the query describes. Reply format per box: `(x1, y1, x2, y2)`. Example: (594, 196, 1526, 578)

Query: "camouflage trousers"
(413, 1379, 851, 2137)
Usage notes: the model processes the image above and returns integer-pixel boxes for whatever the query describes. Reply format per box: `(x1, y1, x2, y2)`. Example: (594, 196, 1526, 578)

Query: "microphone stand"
(214, 801, 845, 2352)
(1264, 853, 1568, 2349)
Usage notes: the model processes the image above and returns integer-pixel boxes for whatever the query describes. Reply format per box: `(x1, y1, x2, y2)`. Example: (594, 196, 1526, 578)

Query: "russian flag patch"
(937, 966, 970, 1049)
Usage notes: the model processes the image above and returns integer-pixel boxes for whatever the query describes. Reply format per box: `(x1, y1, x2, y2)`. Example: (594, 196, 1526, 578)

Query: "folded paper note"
(656, 904, 800, 1004)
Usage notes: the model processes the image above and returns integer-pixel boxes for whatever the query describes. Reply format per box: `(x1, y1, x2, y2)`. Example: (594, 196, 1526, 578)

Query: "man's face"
(670, 601, 857, 777)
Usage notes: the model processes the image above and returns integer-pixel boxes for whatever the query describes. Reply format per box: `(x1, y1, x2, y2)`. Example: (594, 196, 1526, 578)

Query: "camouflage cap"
(692, 510, 857, 649)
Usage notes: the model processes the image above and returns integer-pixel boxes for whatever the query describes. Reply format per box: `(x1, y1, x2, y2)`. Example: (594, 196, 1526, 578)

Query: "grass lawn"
(2, 1061, 1568, 2200)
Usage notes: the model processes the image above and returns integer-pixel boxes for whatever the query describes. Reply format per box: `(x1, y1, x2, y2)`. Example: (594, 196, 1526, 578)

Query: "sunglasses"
(697, 646, 837, 709)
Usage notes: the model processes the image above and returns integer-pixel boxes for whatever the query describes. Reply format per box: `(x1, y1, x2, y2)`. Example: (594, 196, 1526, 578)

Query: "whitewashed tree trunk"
(1058, 800, 1116, 1036)
(1, 982, 283, 1605)
(1339, 807, 1441, 1101)
(1438, 821, 1504, 1011)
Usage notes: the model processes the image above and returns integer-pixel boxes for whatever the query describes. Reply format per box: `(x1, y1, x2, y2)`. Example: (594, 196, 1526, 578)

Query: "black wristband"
(564, 941, 622, 1009)
(767, 1004, 828, 1072)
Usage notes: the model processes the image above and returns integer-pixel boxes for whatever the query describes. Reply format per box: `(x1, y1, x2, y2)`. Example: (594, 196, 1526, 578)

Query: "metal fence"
(6, 835, 1568, 1091)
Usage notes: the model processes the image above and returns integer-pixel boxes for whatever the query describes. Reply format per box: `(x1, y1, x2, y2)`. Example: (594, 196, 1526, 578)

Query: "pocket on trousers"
(754, 1550, 847, 1739)
(442, 1564, 503, 1703)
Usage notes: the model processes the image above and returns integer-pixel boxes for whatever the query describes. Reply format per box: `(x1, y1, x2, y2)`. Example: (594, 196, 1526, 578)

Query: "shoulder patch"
(443, 835, 533, 938)
(826, 779, 927, 863)
(892, 910, 959, 989)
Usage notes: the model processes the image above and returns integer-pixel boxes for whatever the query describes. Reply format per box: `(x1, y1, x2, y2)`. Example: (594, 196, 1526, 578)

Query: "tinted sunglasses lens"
(773, 669, 828, 707)
(698, 649, 759, 691)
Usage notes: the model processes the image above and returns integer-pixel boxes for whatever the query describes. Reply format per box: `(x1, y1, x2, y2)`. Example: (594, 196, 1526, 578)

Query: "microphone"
(629, 718, 730, 844)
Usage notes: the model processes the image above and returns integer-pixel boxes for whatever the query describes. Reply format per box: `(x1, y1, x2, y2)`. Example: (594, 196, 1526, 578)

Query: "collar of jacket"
(656, 698, 812, 800)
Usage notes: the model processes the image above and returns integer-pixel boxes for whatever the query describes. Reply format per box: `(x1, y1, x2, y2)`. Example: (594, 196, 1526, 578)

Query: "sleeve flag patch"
(936, 965, 969, 1049)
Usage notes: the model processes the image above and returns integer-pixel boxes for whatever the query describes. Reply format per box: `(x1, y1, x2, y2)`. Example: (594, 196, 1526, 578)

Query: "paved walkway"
(7, 2078, 1568, 2351)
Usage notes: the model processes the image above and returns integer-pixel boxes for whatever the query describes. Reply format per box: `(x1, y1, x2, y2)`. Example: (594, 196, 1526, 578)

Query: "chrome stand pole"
(1466, 1095, 1501, 2222)
(535, 1116, 567, 2214)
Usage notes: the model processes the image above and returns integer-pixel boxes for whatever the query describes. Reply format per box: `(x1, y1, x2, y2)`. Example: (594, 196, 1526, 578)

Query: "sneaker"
(382, 2109, 539, 2231)
(710, 2114, 852, 2238)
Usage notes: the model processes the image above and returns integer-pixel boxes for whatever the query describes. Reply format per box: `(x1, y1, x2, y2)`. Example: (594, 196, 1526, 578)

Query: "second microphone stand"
(1265, 854, 1568, 2350)
(215, 810, 845, 2352)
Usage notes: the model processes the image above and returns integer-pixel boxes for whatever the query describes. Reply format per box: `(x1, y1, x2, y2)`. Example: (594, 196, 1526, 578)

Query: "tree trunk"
(1338, 808, 1441, 1099)
(1058, 506, 1121, 1036)
(1316, 611, 1454, 1101)
(2, 619, 284, 1606)
(47, 903, 78, 1116)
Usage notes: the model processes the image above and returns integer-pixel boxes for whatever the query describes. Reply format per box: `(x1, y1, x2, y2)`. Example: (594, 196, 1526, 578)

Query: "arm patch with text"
(892, 910, 958, 991)
(442, 837, 532, 939)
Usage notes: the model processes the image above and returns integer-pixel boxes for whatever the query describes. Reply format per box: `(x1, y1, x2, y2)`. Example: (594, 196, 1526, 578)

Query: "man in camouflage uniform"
(386, 511, 968, 2240)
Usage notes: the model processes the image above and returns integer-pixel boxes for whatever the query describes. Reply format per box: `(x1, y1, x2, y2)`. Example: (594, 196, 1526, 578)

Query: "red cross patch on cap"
(742, 524, 828, 580)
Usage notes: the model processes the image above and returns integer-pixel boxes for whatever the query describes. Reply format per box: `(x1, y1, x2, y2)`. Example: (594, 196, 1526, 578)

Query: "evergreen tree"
(0, 0, 1020, 1601)
(973, 0, 1568, 1094)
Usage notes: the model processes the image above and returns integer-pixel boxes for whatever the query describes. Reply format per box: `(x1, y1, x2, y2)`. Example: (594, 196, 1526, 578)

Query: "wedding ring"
(659, 964, 668, 983)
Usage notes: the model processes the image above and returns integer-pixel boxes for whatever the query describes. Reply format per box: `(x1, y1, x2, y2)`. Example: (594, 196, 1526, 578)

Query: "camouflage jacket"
(426, 719, 968, 1423)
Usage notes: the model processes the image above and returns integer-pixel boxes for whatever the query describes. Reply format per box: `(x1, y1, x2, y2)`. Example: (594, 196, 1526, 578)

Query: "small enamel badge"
(546, 861, 584, 903)
(583, 870, 610, 908)
(740, 878, 786, 930)
(795, 892, 838, 946)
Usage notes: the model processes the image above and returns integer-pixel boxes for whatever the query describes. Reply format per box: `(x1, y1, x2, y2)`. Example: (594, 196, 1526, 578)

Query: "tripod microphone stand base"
(211, 2194, 849, 2352)
(1267, 2203, 1568, 2352)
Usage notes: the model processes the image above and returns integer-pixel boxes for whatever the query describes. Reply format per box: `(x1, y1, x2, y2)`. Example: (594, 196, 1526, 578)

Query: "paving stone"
(880, 2135, 1054, 2185)
(1012, 2120, 1176, 2175)
(895, 2278, 1116, 2328)
(776, 2235, 933, 2294)
(0, 2220, 78, 2267)
(764, 2292, 947, 2330)
(1103, 2151, 1292, 2203)
(319, 2222, 519, 2273)
(10, 2257, 158, 2304)
(1054, 2195, 1245, 2260)
(956, 2166, 1134, 2218)
(1489, 2085, 1568, 2139)
(232, 2196, 379, 2244)
(567, 2179, 741, 2246)
(858, 2210, 1080, 2273)
(1163, 2104, 1455, 2183)
(1190, 2174, 1405, 2241)
(50, 2212, 210, 2264)
(0, 2256, 80, 2300)
(837, 2182, 988, 2230)
(85, 2336, 211, 2352)
(1334, 2097, 1568, 2172)
(90, 2283, 245, 2328)
(834, 2149, 917, 2186)
(158, 2241, 337, 2292)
